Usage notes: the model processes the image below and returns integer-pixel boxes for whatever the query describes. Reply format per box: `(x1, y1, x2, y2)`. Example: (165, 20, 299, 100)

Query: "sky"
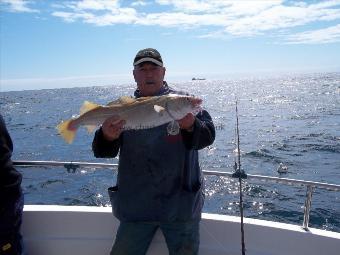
(1, 0, 340, 92)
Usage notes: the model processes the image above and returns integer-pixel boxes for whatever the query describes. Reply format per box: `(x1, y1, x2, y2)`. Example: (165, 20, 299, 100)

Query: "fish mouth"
(189, 97, 203, 113)
(189, 97, 202, 106)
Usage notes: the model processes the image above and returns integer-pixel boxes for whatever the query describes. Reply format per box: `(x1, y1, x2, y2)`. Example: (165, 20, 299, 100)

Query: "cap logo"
(144, 50, 156, 56)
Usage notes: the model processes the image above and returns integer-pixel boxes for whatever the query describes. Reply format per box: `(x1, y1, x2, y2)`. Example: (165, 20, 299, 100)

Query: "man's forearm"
(92, 128, 120, 158)
(181, 110, 215, 150)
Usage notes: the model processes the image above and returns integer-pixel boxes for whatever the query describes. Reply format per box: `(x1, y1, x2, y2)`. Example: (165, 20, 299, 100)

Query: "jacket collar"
(134, 81, 170, 98)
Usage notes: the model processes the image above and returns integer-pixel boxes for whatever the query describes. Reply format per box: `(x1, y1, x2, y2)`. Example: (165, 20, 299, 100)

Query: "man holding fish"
(92, 48, 215, 255)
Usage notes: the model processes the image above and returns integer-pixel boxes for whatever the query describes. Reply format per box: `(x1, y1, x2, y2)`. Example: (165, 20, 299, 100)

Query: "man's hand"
(178, 113, 195, 132)
(102, 116, 126, 141)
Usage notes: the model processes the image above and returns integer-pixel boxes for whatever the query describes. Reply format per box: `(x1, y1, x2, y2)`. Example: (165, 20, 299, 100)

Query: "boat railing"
(13, 160, 340, 231)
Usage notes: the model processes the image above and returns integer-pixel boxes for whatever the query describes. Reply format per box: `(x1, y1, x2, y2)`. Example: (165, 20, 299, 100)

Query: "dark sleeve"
(0, 115, 22, 204)
(181, 110, 215, 150)
(92, 127, 121, 158)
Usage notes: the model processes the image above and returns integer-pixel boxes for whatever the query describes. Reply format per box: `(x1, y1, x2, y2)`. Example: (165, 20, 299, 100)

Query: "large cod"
(57, 94, 202, 144)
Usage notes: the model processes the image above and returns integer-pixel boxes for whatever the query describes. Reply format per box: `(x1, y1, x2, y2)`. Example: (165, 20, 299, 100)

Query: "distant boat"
(192, 77, 206, 81)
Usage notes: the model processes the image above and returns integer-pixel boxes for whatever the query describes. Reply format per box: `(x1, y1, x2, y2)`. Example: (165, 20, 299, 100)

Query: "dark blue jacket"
(0, 114, 24, 255)
(92, 83, 215, 222)
(0, 115, 22, 206)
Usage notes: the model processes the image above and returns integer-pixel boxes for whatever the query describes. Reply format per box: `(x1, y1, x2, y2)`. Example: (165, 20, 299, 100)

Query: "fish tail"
(57, 119, 77, 144)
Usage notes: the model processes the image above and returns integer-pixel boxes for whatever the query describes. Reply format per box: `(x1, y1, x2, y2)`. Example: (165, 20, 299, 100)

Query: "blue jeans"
(110, 220, 200, 255)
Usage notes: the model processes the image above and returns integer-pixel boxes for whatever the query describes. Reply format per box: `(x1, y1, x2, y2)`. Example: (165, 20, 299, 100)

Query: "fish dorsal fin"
(134, 96, 159, 104)
(80, 101, 100, 115)
(107, 96, 136, 106)
(137, 96, 152, 101)
(154, 105, 165, 113)
(167, 93, 177, 97)
(106, 99, 121, 106)
(168, 93, 185, 98)
(119, 96, 136, 104)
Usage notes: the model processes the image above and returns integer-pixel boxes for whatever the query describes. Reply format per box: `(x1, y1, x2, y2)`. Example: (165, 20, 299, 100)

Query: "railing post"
(64, 163, 80, 173)
(303, 185, 315, 230)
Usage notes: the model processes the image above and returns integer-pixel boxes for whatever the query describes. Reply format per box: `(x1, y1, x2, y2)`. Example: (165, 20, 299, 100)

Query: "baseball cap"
(133, 48, 163, 67)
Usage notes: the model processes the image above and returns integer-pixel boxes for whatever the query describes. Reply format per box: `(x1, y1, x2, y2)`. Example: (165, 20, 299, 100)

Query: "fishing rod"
(232, 100, 247, 255)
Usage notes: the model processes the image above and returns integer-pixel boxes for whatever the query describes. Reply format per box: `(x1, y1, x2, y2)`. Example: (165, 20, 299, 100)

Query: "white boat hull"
(23, 205, 340, 255)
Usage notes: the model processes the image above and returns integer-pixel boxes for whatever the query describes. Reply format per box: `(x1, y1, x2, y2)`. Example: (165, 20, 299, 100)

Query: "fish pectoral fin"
(85, 124, 97, 133)
(167, 121, 180, 135)
(154, 105, 165, 113)
(80, 101, 100, 115)
(56, 119, 77, 144)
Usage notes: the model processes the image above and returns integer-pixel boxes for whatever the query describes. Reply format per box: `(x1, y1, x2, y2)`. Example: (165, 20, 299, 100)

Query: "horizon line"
(1, 70, 339, 93)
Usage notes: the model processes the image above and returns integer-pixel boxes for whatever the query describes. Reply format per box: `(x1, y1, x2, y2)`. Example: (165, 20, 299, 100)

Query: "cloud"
(285, 24, 340, 44)
(156, 0, 283, 15)
(0, 0, 39, 13)
(131, 0, 150, 7)
(137, 12, 227, 28)
(65, 0, 120, 11)
(52, 11, 96, 23)
(222, 4, 331, 36)
(51, 0, 138, 25)
(156, 0, 217, 13)
(2, 0, 340, 44)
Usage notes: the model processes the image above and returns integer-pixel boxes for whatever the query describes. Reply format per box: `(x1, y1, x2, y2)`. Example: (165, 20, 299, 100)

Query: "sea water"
(1, 72, 339, 232)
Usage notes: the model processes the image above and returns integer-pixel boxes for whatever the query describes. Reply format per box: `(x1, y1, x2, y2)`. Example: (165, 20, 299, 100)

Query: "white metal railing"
(13, 160, 340, 230)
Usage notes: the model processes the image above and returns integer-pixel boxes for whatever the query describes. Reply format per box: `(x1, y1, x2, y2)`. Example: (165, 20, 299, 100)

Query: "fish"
(57, 94, 202, 144)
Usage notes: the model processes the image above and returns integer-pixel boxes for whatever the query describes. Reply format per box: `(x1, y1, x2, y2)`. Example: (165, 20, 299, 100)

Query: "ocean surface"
(1, 72, 339, 232)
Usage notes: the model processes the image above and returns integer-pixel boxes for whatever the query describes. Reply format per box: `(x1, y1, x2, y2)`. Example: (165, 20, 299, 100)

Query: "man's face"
(133, 62, 166, 97)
